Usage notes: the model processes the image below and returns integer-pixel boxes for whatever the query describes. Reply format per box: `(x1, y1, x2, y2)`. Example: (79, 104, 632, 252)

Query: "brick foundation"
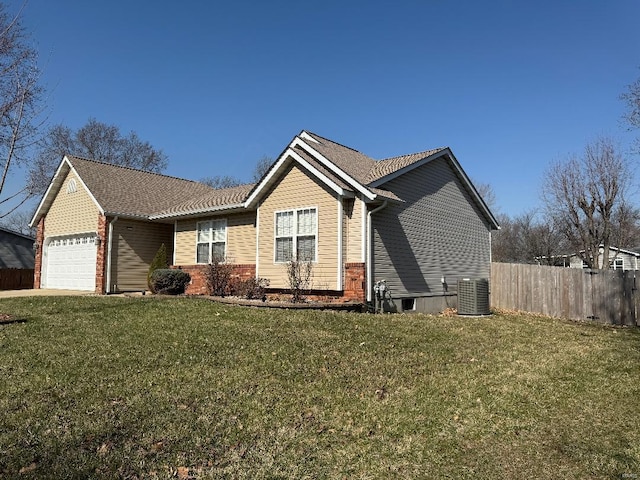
(175, 264, 257, 295)
(174, 262, 367, 304)
(344, 262, 366, 302)
(33, 217, 45, 289)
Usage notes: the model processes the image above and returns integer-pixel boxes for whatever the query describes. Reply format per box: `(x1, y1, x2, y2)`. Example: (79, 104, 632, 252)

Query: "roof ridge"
(304, 131, 364, 155)
(66, 155, 209, 186)
(377, 147, 447, 162)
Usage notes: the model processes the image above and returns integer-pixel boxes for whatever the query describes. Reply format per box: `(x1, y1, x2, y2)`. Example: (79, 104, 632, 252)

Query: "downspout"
(337, 197, 343, 290)
(105, 216, 119, 293)
(366, 200, 388, 303)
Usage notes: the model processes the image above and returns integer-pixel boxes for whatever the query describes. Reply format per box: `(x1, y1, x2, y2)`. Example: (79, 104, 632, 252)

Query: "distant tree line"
(492, 134, 640, 268)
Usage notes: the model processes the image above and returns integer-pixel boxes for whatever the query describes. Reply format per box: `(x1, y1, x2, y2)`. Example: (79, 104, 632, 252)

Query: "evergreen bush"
(150, 269, 190, 295)
(147, 243, 168, 293)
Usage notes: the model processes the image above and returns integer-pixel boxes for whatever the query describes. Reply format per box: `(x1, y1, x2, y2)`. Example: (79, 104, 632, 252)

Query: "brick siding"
(344, 262, 366, 302)
(33, 217, 45, 289)
(95, 214, 108, 294)
(175, 264, 257, 295)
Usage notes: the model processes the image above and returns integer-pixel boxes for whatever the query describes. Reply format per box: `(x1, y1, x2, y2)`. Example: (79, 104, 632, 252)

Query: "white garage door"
(44, 235, 97, 291)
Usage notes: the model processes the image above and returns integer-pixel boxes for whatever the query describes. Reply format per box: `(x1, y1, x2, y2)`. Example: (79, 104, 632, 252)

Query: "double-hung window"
(196, 219, 226, 263)
(275, 207, 317, 262)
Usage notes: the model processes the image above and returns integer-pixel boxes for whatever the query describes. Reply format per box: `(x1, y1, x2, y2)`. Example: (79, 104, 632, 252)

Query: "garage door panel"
(44, 235, 97, 291)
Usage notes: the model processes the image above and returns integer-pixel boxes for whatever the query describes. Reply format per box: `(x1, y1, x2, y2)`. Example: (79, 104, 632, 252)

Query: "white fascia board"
(29, 157, 70, 227)
(69, 164, 105, 215)
(244, 147, 346, 207)
(29, 156, 105, 227)
(299, 131, 319, 143)
(149, 203, 245, 221)
(370, 148, 500, 230)
(292, 137, 377, 201)
(244, 149, 292, 207)
(288, 149, 346, 197)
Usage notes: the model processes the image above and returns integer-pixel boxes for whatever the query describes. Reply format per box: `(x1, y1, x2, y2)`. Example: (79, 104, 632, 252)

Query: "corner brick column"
(344, 262, 366, 302)
(95, 214, 108, 294)
(33, 217, 45, 289)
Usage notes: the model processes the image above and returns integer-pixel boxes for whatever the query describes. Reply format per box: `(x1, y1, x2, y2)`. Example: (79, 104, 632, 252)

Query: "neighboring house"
(30, 130, 499, 313)
(0, 227, 35, 290)
(568, 246, 640, 271)
(0, 227, 35, 269)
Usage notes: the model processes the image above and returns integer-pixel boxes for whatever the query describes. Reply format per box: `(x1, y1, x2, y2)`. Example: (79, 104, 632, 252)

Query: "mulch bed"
(206, 296, 365, 312)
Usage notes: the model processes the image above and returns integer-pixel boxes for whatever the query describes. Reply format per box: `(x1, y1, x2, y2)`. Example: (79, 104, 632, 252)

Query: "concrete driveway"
(0, 289, 93, 298)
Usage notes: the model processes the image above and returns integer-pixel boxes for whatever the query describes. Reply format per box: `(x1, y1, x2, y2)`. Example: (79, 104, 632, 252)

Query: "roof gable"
(31, 156, 216, 225)
(29, 131, 499, 230)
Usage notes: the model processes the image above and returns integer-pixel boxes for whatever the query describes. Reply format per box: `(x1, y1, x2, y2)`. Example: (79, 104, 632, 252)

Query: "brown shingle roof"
(366, 148, 447, 184)
(302, 132, 377, 183)
(293, 145, 353, 191)
(62, 136, 445, 220)
(151, 183, 255, 218)
(301, 132, 447, 189)
(68, 156, 216, 217)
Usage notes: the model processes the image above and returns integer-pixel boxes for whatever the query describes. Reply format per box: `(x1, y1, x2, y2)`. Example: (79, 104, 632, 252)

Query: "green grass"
(0, 296, 639, 479)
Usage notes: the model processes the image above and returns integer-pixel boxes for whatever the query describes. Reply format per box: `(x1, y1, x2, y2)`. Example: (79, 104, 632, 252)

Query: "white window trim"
(273, 206, 318, 263)
(195, 218, 227, 264)
(66, 178, 77, 194)
(610, 258, 624, 270)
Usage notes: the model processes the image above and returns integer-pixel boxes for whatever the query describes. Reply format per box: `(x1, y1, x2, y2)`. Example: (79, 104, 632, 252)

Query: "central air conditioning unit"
(457, 278, 490, 315)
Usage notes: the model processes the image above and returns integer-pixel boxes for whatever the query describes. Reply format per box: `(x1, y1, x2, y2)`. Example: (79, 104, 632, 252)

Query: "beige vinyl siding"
(173, 212, 256, 265)
(227, 212, 257, 263)
(372, 157, 492, 299)
(258, 163, 339, 289)
(44, 171, 99, 237)
(344, 196, 364, 263)
(110, 219, 173, 292)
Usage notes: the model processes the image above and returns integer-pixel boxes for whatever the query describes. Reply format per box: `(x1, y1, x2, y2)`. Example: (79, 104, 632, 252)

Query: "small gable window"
(275, 207, 317, 263)
(196, 219, 226, 263)
(67, 178, 77, 194)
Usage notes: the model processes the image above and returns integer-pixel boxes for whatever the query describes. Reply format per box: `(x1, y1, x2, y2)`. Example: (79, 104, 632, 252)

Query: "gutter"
(366, 200, 388, 303)
(105, 216, 119, 293)
(148, 203, 246, 221)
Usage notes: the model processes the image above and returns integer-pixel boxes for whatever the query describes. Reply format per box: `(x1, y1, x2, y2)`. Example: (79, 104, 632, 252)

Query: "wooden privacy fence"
(0, 268, 34, 290)
(491, 262, 639, 326)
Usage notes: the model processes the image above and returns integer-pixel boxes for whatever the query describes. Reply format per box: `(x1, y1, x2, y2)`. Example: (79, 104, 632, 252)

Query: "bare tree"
(473, 180, 498, 212)
(252, 155, 272, 182)
(0, 2, 43, 218)
(199, 175, 242, 189)
(28, 118, 168, 196)
(492, 210, 568, 264)
(621, 70, 640, 153)
(0, 208, 35, 236)
(200, 155, 273, 188)
(542, 137, 634, 269)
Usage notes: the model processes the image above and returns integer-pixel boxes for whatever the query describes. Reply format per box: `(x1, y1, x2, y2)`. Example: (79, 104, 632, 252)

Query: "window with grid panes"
(275, 208, 316, 262)
(196, 219, 226, 263)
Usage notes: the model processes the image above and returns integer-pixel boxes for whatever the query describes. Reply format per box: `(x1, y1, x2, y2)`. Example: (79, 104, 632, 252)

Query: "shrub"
(204, 256, 233, 296)
(286, 258, 313, 303)
(147, 243, 168, 293)
(231, 277, 270, 300)
(150, 269, 191, 295)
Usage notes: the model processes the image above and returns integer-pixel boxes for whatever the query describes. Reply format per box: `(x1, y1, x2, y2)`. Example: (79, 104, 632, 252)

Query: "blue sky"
(6, 0, 640, 217)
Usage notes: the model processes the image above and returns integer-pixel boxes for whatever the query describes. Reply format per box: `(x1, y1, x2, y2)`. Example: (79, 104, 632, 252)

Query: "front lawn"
(0, 296, 638, 479)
